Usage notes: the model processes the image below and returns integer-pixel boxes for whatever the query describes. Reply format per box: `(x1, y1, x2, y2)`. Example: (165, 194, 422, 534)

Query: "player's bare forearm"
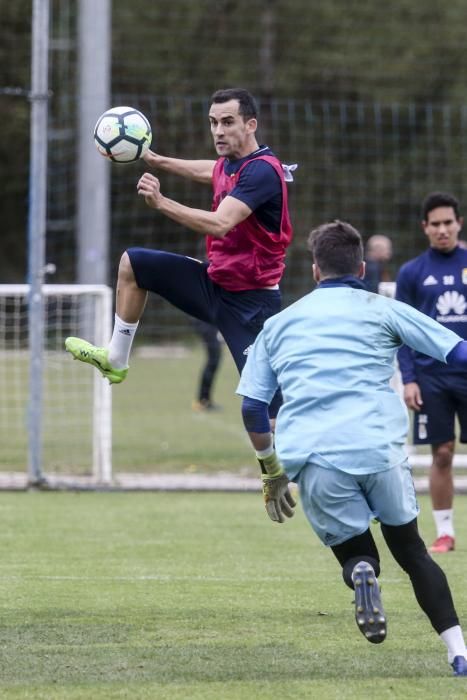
(143, 150, 215, 184)
(248, 431, 274, 452)
(152, 197, 230, 237)
(137, 173, 252, 236)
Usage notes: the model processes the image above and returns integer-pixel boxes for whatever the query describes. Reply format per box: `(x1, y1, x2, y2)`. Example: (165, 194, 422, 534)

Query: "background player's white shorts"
(297, 459, 419, 546)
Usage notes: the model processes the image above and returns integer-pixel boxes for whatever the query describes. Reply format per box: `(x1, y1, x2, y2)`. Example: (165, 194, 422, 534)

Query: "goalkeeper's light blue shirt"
(236, 278, 462, 480)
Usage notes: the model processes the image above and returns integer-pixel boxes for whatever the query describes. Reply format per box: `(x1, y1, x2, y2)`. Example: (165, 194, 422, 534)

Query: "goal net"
(379, 281, 467, 469)
(0, 284, 113, 484)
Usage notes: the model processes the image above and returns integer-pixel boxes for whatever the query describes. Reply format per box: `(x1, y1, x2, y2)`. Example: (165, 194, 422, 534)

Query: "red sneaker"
(429, 535, 455, 553)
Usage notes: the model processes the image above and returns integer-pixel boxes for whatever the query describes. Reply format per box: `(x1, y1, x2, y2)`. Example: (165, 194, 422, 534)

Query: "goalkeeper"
(237, 220, 467, 676)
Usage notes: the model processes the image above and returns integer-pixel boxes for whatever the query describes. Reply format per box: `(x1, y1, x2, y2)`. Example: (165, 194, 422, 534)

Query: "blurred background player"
(238, 220, 467, 676)
(396, 192, 467, 554)
(65, 88, 293, 422)
(192, 319, 223, 412)
(191, 241, 223, 412)
(364, 234, 393, 293)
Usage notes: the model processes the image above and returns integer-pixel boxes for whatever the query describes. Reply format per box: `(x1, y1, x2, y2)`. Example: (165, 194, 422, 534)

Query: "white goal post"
(378, 281, 467, 469)
(0, 284, 113, 484)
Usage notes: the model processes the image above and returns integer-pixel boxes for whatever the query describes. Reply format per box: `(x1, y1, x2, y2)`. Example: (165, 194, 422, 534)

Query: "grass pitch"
(2, 341, 467, 477)
(110, 345, 467, 476)
(0, 492, 467, 699)
(112, 344, 253, 473)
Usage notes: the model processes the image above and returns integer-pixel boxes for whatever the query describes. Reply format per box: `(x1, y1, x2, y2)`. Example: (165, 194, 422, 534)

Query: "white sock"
(255, 443, 274, 459)
(440, 625, 467, 663)
(433, 509, 455, 538)
(107, 314, 139, 369)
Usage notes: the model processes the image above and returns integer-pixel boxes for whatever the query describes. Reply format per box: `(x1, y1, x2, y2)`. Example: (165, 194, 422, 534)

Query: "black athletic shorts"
(127, 247, 281, 373)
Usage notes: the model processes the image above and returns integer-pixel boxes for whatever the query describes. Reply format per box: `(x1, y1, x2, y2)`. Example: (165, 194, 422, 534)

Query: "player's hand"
(403, 381, 423, 411)
(256, 450, 296, 523)
(262, 471, 296, 523)
(137, 172, 163, 208)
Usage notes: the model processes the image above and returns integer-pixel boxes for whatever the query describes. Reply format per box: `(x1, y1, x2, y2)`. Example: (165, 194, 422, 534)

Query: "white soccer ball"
(93, 106, 152, 163)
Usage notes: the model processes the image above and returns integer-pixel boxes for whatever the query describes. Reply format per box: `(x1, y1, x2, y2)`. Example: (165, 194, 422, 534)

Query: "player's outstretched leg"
(352, 561, 387, 644)
(65, 337, 128, 384)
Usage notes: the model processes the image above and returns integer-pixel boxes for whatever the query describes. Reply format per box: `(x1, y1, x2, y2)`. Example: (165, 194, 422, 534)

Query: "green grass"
(3, 342, 467, 476)
(105, 346, 467, 477)
(112, 345, 254, 473)
(0, 492, 466, 698)
(0, 343, 254, 475)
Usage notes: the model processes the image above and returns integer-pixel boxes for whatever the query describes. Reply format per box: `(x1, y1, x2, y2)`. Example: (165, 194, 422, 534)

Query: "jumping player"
(237, 220, 467, 676)
(396, 192, 467, 553)
(65, 88, 293, 418)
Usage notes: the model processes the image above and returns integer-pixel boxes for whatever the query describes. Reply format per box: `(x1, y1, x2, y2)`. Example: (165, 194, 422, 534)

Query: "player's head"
(211, 89, 258, 120)
(422, 192, 460, 221)
(307, 220, 364, 282)
(421, 192, 463, 253)
(365, 234, 392, 262)
(209, 88, 259, 159)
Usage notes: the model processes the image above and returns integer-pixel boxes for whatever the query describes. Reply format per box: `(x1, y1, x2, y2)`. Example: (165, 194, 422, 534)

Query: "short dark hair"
(210, 88, 258, 120)
(307, 220, 363, 277)
(422, 192, 460, 221)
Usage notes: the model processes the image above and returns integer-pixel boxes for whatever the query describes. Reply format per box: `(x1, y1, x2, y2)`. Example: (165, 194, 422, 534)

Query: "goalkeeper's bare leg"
(66, 252, 147, 384)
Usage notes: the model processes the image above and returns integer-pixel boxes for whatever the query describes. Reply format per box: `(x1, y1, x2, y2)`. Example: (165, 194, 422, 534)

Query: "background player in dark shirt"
(364, 234, 393, 293)
(192, 319, 223, 412)
(396, 192, 467, 553)
(66, 88, 293, 423)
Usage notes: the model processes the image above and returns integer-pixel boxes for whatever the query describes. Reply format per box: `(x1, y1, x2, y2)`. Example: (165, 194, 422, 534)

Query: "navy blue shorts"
(413, 371, 467, 445)
(127, 247, 281, 373)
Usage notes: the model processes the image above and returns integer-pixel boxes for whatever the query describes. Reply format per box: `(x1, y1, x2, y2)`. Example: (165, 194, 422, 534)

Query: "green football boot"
(65, 337, 128, 384)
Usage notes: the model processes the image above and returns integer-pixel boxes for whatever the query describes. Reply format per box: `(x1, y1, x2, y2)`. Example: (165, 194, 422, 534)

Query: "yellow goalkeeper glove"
(256, 451, 296, 524)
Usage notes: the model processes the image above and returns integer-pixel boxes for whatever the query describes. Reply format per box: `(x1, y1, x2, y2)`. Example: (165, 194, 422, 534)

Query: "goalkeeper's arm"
(241, 396, 296, 524)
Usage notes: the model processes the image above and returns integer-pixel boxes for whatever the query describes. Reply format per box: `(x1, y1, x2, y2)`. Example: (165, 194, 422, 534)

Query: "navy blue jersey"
(364, 260, 384, 293)
(396, 246, 467, 381)
(224, 145, 282, 233)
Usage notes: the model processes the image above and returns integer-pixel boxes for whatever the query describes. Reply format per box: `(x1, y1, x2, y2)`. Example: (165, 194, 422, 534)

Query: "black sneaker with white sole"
(352, 561, 387, 644)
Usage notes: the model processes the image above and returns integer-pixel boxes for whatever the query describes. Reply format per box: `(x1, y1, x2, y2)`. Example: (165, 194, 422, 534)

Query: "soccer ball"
(93, 106, 152, 163)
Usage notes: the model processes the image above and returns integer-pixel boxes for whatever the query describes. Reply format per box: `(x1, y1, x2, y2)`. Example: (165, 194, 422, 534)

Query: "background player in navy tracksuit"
(396, 192, 467, 554)
(192, 319, 223, 412)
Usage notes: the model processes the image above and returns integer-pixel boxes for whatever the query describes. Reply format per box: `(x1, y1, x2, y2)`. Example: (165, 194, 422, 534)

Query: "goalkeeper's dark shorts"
(412, 371, 467, 445)
(128, 246, 281, 372)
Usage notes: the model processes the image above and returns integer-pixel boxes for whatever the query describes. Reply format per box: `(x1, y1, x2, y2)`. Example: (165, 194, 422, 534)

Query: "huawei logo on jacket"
(436, 291, 467, 322)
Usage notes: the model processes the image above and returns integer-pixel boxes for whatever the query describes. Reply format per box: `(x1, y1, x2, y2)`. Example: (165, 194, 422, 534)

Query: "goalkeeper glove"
(257, 450, 296, 524)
